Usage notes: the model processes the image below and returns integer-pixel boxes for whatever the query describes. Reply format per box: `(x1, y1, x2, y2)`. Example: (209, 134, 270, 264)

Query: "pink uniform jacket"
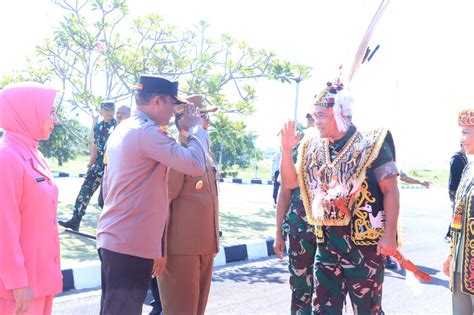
(0, 84, 62, 300)
(97, 109, 209, 259)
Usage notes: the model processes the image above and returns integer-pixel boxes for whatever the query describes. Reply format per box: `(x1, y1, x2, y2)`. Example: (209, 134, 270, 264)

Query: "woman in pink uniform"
(0, 82, 62, 314)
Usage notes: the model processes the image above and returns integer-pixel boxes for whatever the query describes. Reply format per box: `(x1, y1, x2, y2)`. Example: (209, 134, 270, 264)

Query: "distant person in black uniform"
(271, 149, 281, 207)
(445, 143, 468, 241)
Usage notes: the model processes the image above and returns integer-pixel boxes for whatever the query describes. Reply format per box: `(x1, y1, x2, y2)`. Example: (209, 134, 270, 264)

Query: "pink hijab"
(0, 82, 56, 142)
(0, 82, 57, 178)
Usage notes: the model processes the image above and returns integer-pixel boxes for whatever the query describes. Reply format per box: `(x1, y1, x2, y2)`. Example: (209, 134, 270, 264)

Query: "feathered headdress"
(314, 0, 391, 132)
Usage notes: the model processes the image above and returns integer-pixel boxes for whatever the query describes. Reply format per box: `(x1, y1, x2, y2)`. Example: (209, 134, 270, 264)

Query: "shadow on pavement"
(386, 264, 449, 288)
(212, 258, 287, 284)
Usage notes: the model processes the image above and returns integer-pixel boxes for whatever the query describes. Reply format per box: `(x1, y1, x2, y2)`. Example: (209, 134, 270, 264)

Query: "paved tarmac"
(53, 186, 453, 314)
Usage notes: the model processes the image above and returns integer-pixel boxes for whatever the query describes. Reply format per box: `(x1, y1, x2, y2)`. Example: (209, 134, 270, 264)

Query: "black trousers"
(149, 277, 163, 313)
(98, 183, 104, 209)
(446, 194, 455, 237)
(98, 248, 154, 315)
(273, 170, 281, 204)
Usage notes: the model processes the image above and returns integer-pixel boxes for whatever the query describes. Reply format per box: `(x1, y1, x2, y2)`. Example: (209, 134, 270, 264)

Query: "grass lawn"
(400, 169, 448, 187)
(47, 155, 90, 176)
(56, 178, 276, 268)
(56, 178, 103, 268)
(231, 159, 273, 181)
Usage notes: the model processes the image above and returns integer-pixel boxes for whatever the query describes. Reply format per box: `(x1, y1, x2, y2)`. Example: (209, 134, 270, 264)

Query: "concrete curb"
(61, 238, 276, 292)
(400, 185, 427, 189)
(53, 172, 273, 185)
(53, 172, 86, 178)
(219, 178, 273, 185)
(53, 173, 431, 189)
(53, 172, 273, 184)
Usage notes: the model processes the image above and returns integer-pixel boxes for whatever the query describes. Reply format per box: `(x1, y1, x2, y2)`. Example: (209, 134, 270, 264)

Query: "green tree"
(209, 114, 261, 171)
(2, 0, 311, 168)
(39, 112, 88, 166)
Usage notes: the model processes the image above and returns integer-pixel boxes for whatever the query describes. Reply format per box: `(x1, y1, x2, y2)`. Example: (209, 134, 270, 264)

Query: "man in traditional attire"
(443, 109, 474, 315)
(280, 79, 399, 314)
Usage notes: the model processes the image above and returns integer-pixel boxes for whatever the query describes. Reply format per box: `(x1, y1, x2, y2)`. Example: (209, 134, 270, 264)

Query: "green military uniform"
(73, 118, 116, 214)
(73, 118, 116, 217)
(280, 134, 318, 315)
(298, 125, 397, 315)
(59, 114, 116, 231)
(282, 187, 316, 315)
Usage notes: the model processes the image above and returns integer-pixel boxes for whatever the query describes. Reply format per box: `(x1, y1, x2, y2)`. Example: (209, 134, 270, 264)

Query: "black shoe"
(149, 305, 163, 315)
(58, 219, 80, 231)
(149, 309, 162, 315)
(385, 256, 397, 270)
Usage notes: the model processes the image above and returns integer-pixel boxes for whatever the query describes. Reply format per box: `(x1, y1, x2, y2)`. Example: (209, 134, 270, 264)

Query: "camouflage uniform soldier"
(283, 188, 316, 314)
(275, 130, 318, 315)
(59, 101, 117, 231)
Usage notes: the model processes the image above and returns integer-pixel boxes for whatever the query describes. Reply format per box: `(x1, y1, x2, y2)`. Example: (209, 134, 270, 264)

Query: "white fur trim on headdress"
(332, 89, 353, 132)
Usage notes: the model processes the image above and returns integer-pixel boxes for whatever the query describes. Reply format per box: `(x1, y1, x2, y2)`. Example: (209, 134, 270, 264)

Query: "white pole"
(293, 78, 301, 126)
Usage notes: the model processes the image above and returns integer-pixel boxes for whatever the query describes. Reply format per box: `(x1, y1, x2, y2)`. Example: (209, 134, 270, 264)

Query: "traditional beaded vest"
(298, 127, 392, 245)
(450, 161, 474, 295)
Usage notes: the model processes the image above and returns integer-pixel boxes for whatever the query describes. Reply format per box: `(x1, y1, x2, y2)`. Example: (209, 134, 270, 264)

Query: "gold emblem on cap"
(195, 180, 203, 190)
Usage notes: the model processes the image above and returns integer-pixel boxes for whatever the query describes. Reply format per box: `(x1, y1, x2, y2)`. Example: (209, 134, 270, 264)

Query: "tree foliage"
(1, 0, 311, 169)
(209, 113, 263, 171)
(39, 110, 89, 166)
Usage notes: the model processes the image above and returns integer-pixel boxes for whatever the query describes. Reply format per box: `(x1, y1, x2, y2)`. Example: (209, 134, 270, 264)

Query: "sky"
(1, 0, 474, 168)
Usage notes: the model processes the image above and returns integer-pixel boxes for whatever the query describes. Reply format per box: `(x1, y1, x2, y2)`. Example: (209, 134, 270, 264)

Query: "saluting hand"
(179, 103, 202, 131)
(281, 121, 301, 152)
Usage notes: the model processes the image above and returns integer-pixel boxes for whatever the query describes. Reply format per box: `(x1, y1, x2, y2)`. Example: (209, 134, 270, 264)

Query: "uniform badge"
(195, 180, 203, 190)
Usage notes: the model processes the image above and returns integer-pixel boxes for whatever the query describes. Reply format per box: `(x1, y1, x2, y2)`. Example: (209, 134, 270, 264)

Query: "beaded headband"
(314, 81, 345, 108)
(458, 109, 474, 127)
